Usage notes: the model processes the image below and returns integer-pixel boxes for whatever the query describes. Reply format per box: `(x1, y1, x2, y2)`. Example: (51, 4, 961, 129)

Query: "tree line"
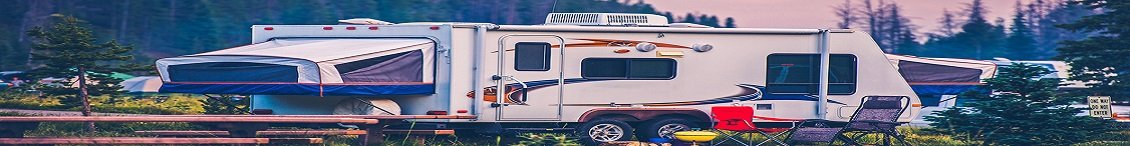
(835, 0, 1096, 60)
(836, 0, 1130, 101)
(0, 0, 732, 71)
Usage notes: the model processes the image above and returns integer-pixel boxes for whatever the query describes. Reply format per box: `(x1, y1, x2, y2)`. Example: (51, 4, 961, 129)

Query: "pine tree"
(1005, 8, 1038, 60)
(887, 3, 919, 55)
(962, 0, 1005, 59)
(682, 13, 697, 24)
(936, 9, 960, 37)
(861, 0, 887, 50)
(1036, 1, 1095, 59)
(834, 0, 857, 29)
(925, 63, 1112, 145)
(25, 15, 146, 132)
(843, 0, 919, 54)
(923, 0, 1007, 59)
(698, 14, 714, 26)
(1058, 0, 1130, 101)
(707, 15, 720, 27)
(723, 17, 736, 28)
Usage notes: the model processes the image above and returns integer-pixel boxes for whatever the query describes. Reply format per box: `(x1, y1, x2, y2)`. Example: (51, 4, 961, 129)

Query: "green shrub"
(0, 100, 64, 110)
(0, 92, 206, 115)
(204, 95, 249, 114)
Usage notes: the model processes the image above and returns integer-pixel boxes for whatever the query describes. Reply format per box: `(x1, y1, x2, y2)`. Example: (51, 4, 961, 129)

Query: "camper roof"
(192, 38, 431, 62)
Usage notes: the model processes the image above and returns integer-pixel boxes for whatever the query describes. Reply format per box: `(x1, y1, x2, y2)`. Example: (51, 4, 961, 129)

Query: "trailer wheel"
(576, 119, 635, 145)
(637, 118, 698, 140)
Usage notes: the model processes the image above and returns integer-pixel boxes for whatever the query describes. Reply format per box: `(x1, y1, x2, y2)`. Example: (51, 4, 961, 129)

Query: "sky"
(646, 0, 1034, 34)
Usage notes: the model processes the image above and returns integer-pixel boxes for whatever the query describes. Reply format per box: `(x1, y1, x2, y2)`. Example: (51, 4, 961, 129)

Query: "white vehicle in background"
(154, 13, 922, 143)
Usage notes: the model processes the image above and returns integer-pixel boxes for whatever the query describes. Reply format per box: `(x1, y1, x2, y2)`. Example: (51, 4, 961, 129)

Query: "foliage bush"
(0, 99, 64, 110)
(87, 94, 205, 115)
(203, 95, 249, 115)
(0, 91, 205, 115)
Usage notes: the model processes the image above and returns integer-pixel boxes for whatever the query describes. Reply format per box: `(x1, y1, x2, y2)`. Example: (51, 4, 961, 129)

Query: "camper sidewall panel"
(467, 30, 920, 123)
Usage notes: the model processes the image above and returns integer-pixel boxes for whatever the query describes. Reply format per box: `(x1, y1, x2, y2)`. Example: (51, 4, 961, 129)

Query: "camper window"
(168, 62, 299, 82)
(581, 58, 676, 79)
(515, 42, 552, 71)
(765, 54, 856, 95)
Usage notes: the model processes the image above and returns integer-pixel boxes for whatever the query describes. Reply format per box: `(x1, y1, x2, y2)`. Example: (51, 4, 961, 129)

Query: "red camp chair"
(711, 106, 797, 146)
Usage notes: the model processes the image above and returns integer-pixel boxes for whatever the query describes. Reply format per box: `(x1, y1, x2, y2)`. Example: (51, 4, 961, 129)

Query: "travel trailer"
(155, 13, 922, 143)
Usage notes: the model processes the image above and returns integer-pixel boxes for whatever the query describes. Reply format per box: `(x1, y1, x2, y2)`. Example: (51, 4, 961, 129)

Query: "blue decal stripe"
(504, 78, 848, 106)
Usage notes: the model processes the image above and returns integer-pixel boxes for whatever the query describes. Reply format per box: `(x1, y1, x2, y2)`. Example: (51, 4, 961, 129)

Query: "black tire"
(636, 118, 699, 140)
(576, 119, 635, 145)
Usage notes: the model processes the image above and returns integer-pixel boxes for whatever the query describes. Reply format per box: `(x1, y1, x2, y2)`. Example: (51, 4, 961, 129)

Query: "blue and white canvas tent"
(120, 76, 162, 93)
(886, 54, 997, 95)
(155, 38, 435, 96)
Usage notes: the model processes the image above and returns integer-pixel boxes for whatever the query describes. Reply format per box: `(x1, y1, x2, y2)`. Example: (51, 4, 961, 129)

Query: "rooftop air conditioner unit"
(544, 13, 669, 26)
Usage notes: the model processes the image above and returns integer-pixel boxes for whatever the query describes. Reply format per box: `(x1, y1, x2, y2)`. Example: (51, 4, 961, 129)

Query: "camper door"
(495, 36, 565, 121)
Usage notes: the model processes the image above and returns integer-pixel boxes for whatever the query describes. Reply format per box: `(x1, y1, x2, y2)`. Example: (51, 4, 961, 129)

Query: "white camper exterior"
(155, 13, 921, 142)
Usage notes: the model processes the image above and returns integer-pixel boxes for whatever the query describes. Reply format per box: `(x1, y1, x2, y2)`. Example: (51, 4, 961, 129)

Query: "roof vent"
(544, 13, 669, 26)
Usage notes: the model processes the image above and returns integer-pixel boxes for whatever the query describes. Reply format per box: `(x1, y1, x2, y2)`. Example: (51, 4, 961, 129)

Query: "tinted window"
(766, 54, 856, 94)
(582, 59, 627, 78)
(582, 58, 676, 79)
(514, 42, 552, 71)
(629, 60, 676, 79)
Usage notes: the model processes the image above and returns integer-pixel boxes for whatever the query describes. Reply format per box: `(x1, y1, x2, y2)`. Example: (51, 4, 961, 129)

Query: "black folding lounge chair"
(784, 96, 912, 146)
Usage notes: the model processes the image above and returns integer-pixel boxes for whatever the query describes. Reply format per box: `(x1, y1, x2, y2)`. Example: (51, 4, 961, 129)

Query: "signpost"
(1087, 96, 1113, 118)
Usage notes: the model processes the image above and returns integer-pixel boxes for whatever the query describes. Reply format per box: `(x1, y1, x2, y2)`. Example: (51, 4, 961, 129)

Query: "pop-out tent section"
(120, 76, 162, 93)
(886, 54, 997, 95)
(156, 38, 435, 96)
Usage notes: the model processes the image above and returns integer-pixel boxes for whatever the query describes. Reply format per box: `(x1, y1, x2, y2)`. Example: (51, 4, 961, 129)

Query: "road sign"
(1088, 96, 1113, 118)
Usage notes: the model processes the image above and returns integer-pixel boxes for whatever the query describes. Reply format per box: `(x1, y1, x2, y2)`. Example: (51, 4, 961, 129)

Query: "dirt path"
(0, 108, 143, 116)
